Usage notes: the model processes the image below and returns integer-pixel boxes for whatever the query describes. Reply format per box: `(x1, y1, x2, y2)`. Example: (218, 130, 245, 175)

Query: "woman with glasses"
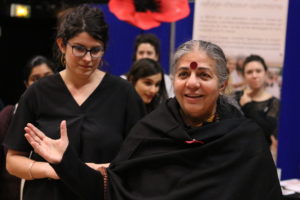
(4, 5, 145, 200)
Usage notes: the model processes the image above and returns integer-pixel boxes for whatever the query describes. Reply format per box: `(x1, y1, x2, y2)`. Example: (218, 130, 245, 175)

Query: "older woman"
(24, 40, 282, 200)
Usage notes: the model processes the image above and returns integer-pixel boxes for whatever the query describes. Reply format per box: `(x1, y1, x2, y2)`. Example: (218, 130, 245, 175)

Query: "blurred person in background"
(234, 54, 280, 161)
(127, 58, 168, 113)
(0, 55, 55, 200)
(122, 33, 174, 97)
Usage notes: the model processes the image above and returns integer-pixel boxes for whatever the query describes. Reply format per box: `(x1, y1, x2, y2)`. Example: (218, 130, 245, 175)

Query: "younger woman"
(235, 54, 280, 160)
(4, 5, 144, 200)
(127, 58, 168, 113)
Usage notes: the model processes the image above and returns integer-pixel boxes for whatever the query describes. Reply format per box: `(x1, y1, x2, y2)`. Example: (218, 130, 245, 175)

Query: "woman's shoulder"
(104, 73, 132, 88)
(25, 73, 60, 92)
(270, 96, 280, 104)
(137, 98, 181, 131)
(233, 90, 244, 102)
(100, 73, 140, 102)
(19, 74, 62, 102)
(28, 73, 60, 89)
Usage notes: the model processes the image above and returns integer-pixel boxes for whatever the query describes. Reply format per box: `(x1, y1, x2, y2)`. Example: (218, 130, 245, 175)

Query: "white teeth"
(185, 95, 202, 98)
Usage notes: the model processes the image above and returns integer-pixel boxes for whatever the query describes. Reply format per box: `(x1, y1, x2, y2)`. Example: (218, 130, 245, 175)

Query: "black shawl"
(53, 98, 282, 200)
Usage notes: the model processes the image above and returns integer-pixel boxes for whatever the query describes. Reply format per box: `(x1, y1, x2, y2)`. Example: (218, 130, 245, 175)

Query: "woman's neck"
(248, 87, 272, 101)
(180, 108, 216, 127)
(60, 69, 103, 88)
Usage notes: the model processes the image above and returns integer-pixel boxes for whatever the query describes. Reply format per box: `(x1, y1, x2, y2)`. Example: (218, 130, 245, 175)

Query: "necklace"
(180, 110, 218, 127)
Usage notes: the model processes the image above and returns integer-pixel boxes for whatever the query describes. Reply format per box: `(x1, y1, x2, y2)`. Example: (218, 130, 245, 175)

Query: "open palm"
(24, 120, 69, 164)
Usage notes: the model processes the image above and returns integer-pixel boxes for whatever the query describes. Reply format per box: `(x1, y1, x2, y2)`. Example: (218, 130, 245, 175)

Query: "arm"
(6, 149, 59, 180)
(241, 102, 277, 144)
(51, 145, 105, 200)
(239, 89, 253, 106)
(25, 120, 106, 199)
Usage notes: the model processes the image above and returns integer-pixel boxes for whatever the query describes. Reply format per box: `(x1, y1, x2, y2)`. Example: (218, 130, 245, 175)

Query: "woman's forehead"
(178, 51, 212, 63)
(176, 51, 216, 70)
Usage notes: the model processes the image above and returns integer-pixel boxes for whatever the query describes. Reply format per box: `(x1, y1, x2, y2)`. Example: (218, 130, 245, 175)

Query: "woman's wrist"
(28, 160, 36, 180)
(27, 161, 57, 180)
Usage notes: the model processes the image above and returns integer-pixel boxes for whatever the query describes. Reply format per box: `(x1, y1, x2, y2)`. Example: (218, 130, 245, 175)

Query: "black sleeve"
(123, 86, 146, 137)
(50, 145, 105, 200)
(4, 87, 37, 152)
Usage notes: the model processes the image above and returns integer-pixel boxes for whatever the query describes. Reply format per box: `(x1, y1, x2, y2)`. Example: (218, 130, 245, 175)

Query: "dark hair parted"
(127, 58, 168, 113)
(242, 54, 268, 74)
(54, 4, 108, 66)
(24, 55, 56, 82)
(133, 33, 160, 62)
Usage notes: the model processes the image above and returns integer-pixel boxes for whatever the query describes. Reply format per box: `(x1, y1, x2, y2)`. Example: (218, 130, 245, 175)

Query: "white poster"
(193, 0, 289, 68)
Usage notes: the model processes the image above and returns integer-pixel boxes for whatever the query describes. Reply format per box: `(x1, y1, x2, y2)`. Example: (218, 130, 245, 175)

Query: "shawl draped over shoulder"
(53, 98, 282, 200)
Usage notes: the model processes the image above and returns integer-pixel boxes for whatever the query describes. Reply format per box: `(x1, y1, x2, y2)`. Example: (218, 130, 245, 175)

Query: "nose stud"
(190, 61, 198, 70)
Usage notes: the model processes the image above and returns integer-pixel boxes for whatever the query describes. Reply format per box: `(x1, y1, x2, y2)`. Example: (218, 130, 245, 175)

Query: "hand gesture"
(24, 120, 69, 164)
(240, 88, 254, 106)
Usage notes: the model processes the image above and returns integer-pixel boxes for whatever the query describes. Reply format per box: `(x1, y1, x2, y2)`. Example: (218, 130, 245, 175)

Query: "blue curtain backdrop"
(277, 0, 300, 180)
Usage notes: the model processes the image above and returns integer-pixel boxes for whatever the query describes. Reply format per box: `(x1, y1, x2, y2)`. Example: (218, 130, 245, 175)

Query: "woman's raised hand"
(24, 120, 69, 164)
(240, 88, 254, 106)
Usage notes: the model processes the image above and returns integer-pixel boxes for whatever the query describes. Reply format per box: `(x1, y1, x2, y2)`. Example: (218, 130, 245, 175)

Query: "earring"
(60, 54, 66, 67)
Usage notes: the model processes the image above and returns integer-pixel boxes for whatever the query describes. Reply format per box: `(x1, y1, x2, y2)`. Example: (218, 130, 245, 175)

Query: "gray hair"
(171, 40, 228, 86)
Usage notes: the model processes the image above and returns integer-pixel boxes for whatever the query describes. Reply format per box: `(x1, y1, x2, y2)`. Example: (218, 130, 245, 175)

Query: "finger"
(60, 120, 68, 142)
(25, 133, 42, 150)
(24, 127, 42, 145)
(24, 133, 35, 144)
(26, 123, 46, 140)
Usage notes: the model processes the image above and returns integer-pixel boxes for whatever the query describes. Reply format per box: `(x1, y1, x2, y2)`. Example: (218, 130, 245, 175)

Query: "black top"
(234, 90, 280, 144)
(52, 97, 282, 200)
(4, 73, 145, 200)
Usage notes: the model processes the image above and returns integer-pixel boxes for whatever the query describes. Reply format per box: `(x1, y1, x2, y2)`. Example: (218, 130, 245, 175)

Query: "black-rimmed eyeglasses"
(67, 43, 104, 59)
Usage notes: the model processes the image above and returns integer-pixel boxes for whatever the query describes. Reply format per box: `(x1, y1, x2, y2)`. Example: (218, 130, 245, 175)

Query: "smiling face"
(57, 32, 104, 78)
(243, 61, 267, 90)
(173, 50, 222, 122)
(134, 73, 162, 104)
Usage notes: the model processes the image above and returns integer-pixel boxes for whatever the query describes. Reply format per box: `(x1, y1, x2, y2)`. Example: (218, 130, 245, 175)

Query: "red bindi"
(190, 61, 198, 70)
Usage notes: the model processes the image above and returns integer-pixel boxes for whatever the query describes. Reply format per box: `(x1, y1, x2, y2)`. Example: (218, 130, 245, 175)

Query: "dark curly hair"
(54, 4, 108, 66)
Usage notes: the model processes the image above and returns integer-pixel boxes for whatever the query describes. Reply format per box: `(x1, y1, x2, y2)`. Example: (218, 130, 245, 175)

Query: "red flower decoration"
(108, 0, 190, 30)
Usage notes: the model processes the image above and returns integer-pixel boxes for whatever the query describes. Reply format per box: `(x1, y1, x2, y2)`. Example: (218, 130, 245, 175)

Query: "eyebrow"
(177, 66, 212, 71)
(72, 43, 103, 48)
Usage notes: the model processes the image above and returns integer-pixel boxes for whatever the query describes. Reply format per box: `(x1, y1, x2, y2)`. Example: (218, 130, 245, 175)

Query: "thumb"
(60, 120, 68, 142)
